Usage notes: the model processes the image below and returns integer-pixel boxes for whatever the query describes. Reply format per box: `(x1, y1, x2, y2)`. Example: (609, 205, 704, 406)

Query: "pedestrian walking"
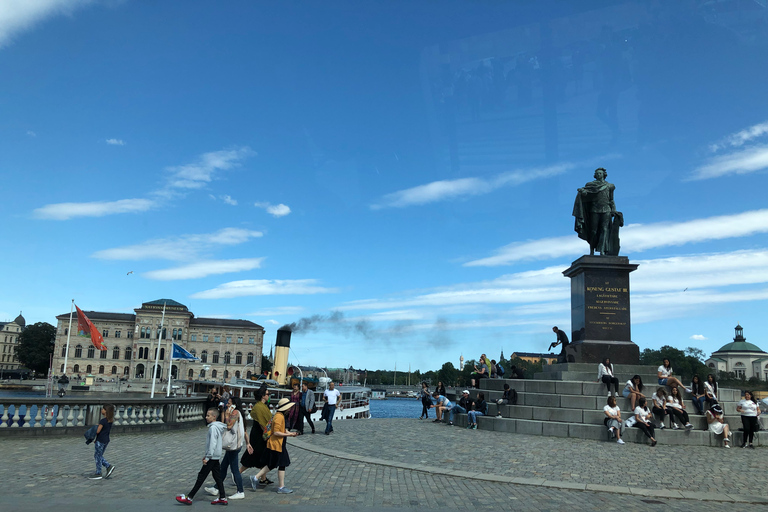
(249, 398, 299, 494)
(175, 408, 228, 505)
(297, 382, 316, 434)
(323, 381, 343, 435)
(89, 404, 116, 480)
(205, 396, 247, 500)
(240, 387, 273, 486)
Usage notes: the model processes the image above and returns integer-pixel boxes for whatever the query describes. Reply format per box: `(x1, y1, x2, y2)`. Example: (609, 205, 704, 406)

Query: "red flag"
(76, 305, 107, 351)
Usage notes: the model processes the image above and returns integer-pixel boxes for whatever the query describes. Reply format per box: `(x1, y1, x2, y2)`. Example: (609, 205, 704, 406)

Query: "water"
(369, 397, 422, 419)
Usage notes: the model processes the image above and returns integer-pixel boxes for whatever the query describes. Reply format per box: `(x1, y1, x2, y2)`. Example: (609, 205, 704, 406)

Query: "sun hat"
(276, 397, 295, 413)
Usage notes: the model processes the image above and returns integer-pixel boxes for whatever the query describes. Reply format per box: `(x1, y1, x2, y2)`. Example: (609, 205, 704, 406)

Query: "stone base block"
(565, 341, 640, 365)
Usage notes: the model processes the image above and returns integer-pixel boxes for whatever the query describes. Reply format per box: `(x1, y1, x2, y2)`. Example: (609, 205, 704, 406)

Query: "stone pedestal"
(562, 255, 639, 364)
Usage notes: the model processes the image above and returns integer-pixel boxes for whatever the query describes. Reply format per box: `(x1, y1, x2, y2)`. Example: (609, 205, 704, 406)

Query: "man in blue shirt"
(431, 392, 452, 423)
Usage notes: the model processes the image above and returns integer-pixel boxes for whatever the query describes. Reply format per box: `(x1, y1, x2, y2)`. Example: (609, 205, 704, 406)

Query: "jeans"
(298, 406, 315, 434)
(692, 395, 706, 414)
(189, 459, 225, 499)
(220, 448, 243, 493)
(467, 410, 485, 424)
(449, 405, 466, 422)
(94, 441, 110, 474)
(325, 405, 336, 433)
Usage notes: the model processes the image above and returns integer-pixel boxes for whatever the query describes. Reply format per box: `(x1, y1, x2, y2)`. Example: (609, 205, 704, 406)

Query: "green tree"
(261, 355, 273, 373)
(437, 362, 459, 387)
(640, 345, 709, 383)
(17, 322, 55, 375)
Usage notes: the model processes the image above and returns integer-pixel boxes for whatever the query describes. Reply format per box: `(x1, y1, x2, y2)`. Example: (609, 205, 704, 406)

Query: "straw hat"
(276, 397, 295, 413)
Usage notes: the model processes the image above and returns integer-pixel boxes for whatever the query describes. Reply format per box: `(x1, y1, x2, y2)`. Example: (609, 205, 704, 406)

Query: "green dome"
(714, 341, 765, 353)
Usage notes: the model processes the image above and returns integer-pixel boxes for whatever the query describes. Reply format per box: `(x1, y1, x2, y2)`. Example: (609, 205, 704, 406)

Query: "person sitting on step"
(430, 392, 452, 423)
(603, 396, 624, 445)
(448, 390, 474, 426)
(706, 403, 731, 448)
(666, 386, 694, 430)
(689, 375, 707, 415)
(651, 387, 670, 429)
(622, 375, 645, 411)
(627, 397, 657, 447)
(495, 383, 516, 417)
(657, 358, 688, 393)
(467, 392, 487, 430)
(597, 357, 620, 397)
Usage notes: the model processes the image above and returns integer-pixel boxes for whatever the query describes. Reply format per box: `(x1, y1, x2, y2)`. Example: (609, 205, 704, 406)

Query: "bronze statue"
(573, 168, 623, 256)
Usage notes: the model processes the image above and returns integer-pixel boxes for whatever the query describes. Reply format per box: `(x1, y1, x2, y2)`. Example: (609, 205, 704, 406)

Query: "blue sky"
(2, 1, 768, 372)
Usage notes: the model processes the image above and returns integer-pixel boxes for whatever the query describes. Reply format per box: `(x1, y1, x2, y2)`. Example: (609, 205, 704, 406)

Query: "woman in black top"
(418, 382, 431, 420)
(90, 404, 116, 479)
(436, 381, 446, 396)
(689, 375, 706, 414)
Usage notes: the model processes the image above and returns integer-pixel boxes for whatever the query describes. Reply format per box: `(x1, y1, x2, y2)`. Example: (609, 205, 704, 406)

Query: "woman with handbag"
(250, 398, 299, 494)
(207, 396, 247, 500)
(240, 388, 273, 486)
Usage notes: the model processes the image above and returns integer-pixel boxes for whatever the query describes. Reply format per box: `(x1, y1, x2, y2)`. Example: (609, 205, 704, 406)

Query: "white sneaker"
(685, 423, 694, 430)
(685, 387, 692, 393)
(617, 439, 625, 444)
(228, 492, 245, 500)
(673, 423, 680, 430)
(204, 486, 218, 496)
(607, 392, 611, 397)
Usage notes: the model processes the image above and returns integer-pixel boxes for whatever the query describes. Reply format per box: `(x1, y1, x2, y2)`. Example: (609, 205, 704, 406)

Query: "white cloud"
(32, 198, 155, 220)
(690, 334, 708, 341)
(166, 147, 254, 190)
(220, 195, 237, 206)
(254, 202, 291, 217)
(26, 130, 36, 137)
(106, 138, 125, 146)
(191, 279, 338, 299)
(248, 306, 305, 316)
(267, 319, 280, 325)
(465, 209, 768, 267)
(0, 0, 94, 48)
(371, 163, 573, 209)
(709, 121, 768, 152)
(92, 227, 263, 261)
(143, 258, 264, 281)
(690, 144, 768, 180)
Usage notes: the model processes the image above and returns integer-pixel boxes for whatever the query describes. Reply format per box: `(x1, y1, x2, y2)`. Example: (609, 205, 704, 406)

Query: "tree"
(17, 322, 55, 375)
(261, 355, 272, 374)
(437, 362, 459, 388)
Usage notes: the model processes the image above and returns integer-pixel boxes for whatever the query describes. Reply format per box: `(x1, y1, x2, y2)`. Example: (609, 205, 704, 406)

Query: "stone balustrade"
(0, 397, 206, 436)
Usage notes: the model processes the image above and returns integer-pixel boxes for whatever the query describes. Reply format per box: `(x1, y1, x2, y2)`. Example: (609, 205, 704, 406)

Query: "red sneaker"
(211, 497, 228, 505)
(176, 495, 193, 505)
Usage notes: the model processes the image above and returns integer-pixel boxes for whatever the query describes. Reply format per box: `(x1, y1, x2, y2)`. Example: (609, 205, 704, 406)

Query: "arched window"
(111, 366, 117, 375)
(235, 371, 241, 378)
(112, 347, 120, 359)
(98, 365, 105, 374)
(734, 362, 747, 378)
(213, 351, 220, 364)
(135, 363, 145, 378)
(160, 348, 165, 361)
(212, 369, 217, 379)
(61, 345, 67, 357)
(201, 350, 208, 363)
(60, 364, 65, 373)
(188, 369, 194, 379)
(190, 349, 197, 358)
(124, 366, 130, 376)
(100, 349, 107, 359)
(87, 346, 95, 359)
(247, 352, 254, 364)
(73, 364, 80, 373)
(74, 345, 83, 358)
(125, 347, 132, 360)
(246, 370, 252, 379)
(224, 351, 231, 364)
(86, 364, 92, 373)
(224, 370, 229, 380)
(235, 352, 242, 365)
(200, 369, 206, 378)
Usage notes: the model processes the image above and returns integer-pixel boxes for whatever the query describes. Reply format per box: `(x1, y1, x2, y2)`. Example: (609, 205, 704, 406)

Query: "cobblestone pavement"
(0, 420, 765, 511)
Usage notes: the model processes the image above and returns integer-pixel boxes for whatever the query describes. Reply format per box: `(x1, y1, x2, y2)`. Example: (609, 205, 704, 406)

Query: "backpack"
(262, 416, 273, 441)
(496, 364, 505, 376)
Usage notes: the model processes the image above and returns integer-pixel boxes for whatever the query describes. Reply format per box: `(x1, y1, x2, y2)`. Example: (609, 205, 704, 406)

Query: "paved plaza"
(0, 418, 766, 511)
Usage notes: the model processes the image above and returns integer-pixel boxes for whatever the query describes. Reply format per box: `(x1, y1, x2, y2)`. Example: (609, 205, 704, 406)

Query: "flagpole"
(62, 300, 74, 377)
(150, 301, 166, 398)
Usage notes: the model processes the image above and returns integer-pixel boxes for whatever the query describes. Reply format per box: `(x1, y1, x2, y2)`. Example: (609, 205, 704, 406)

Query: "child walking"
(176, 408, 228, 505)
(89, 404, 116, 480)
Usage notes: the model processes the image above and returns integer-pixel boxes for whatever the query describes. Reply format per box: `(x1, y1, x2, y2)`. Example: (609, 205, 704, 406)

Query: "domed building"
(705, 325, 768, 381)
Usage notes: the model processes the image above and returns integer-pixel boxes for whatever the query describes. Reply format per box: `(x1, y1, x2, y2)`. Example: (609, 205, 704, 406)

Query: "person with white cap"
(249, 397, 299, 494)
(447, 390, 474, 426)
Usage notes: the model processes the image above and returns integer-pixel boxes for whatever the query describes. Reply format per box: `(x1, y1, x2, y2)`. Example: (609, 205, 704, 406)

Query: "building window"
(100, 349, 107, 359)
(111, 366, 117, 375)
(87, 346, 95, 359)
(102, 329, 109, 338)
(237, 337, 243, 344)
(127, 330, 133, 339)
(212, 369, 217, 379)
(98, 365, 105, 374)
(235, 371, 240, 378)
(734, 362, 746, 379)
(157, 327, 167, 340)
(247, 352, 254, 364)
(86, 364, 92, 373)
(125, 347, 132, 360)
(135, 363, 145, 379)
(213, 351, 220, 364)
(248, 337, 255, 344)
(61, 345, 67, 357)
(112, 347, 120, 359)
(61, 364, 65, 373)
(200, 369, 206, 378)
(188, 369, 194, 379)
(224, 351, 231, 364)
(214, 336, 220, 343)
(176, 328, 183, 340)
(203, 335, 209, 342)
(226, 336, 232, 343)
(140, 327, 147, 339)
(191, 334, 197, 342)
(115, 330, 121, 338)
(201, 351, 208, 363)
(73, 364, 80, 373)
(124, 366, 130, 376)
(224, 370, 229, 380)
(75, 345, 83, 358)
(235, 352, 242, 365)
(64, 328, 68, 335)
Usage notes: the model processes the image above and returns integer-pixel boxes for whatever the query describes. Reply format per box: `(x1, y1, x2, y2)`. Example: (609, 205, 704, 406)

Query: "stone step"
(534, 371, 659, 382)
(450, 414, 760, 447)
(542, 363, 661, 374)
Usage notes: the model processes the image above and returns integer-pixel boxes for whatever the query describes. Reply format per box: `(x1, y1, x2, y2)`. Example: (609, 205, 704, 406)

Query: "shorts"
(658, 378, 668, 386)
(622, 388, 631, 398)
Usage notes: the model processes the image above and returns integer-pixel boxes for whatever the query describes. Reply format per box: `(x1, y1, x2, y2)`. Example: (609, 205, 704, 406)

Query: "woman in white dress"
(706, 403, 731, 448)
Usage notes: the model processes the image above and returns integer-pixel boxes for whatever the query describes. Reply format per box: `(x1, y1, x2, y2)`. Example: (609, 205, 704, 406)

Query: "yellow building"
(511, 351, 557, 365)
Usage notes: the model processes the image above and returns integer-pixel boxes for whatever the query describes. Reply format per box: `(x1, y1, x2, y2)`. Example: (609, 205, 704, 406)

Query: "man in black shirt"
(550, 326, 570, 363)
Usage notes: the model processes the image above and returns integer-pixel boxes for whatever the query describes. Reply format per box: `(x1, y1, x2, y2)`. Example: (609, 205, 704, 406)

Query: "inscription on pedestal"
(584, 273, 630, 341)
